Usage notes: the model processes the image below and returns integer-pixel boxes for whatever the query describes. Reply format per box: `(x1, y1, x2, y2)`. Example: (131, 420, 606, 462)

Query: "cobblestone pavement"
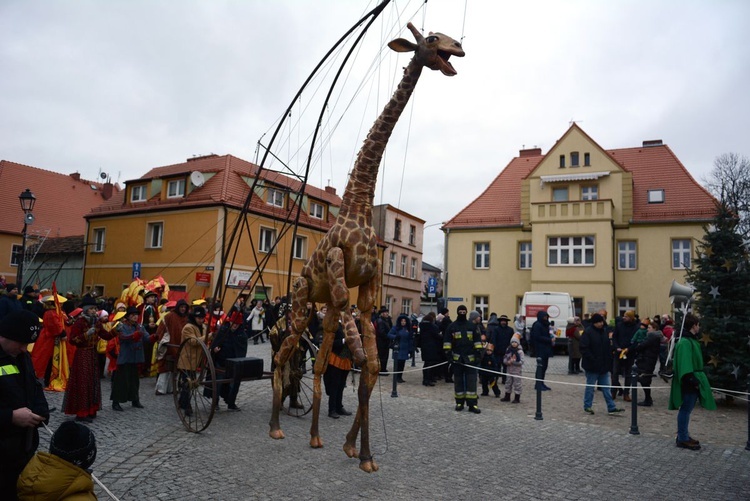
(40, 346, 749, 500)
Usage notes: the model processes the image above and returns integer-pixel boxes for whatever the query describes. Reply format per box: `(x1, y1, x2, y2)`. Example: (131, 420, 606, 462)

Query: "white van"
(519, 291, 575, 353)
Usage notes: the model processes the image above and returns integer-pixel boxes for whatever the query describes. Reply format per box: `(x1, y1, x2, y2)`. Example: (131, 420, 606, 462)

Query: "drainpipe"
(443, 227, 450, 303)
(611, 219, 616, 315)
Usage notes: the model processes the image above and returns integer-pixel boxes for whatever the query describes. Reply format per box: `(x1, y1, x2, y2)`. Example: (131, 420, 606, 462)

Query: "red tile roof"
(0, 160, 121, 238)
(444, 153, 541, 229)
(87, 154, 342, 231)
(445, 138, 716, 229)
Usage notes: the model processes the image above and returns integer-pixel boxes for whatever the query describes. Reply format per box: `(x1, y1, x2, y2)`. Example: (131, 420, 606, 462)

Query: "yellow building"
(443, 124, 716, 320)
(82, 154, 348, 306)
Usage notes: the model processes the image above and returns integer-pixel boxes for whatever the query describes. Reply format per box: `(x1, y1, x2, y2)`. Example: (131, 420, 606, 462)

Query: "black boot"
(132, 400, 144, 409)
(512, 394, 521, 404)
(112, 402, 124, 411)
(500, 393, 511, 402)
(468, 405, 481, 414)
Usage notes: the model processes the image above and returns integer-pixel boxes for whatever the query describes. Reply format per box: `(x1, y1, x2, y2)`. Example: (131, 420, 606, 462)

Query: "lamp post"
(16, 188, 36, 288)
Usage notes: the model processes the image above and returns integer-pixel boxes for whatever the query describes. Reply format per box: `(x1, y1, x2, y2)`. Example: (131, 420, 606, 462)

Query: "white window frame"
(92, 228, 106, 253)
(388, 252, 396, 275)
(167, 179, 185, 199)
(259, 227, 277, 254)
(267, 188, 284, 208)
(293, 235, 307, 260)
(475, 242, 490, 269)
(10, 243, 22, 267)
(672, 239, 691, 269)
(410, 258, 417, 279)
(131, 185, 147, 202)
(385, 296, 393, 313)
(618, 298, 637, 318)
(548, 236, 595, 266)
(310, 202, 324, 219)
(618, 241, 637, 270)
(147, 222, 163, 249)
(519, 242, 532, 270)
(552, 187, 569, 202)
(400, 255, 407, 277)
(473, 296, 489, 321)
(401, 298, 412, 316)
(581, 185, 598, 201)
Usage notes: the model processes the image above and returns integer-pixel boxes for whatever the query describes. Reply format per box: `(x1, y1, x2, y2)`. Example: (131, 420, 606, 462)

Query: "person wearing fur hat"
(579, 313, 624, 416)
(111, 306, 151, 411)
(501, 333, 524, 402)
(154, 299, 190, 395)
(443, 305, 484, 413)
(0, 310, 49, 500)
(16, 421, 97, 500)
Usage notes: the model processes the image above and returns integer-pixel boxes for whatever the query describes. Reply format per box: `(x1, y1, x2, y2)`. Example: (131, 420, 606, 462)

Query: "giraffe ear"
(388, 38, 417, 53)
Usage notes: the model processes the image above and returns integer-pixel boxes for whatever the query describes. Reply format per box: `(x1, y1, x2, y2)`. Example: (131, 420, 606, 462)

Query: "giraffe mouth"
(435, 49, 461, 76)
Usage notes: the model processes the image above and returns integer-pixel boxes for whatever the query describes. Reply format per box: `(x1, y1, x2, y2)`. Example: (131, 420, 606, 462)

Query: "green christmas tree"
(685, 202, 750, 399)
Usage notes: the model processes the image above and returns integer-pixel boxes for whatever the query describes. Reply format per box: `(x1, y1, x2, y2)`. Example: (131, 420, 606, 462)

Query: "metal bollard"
(391, 372, 398, 398)
(745, 375, 749, 451)
(629, 363, 640, 435)
(535, 387, 543, 420)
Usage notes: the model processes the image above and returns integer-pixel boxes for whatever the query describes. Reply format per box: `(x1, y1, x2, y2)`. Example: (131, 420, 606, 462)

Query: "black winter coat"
(632, 330, 661, 374)
(530, 315, 553, 358)
(0, 295, 22, 322)
(579, 324, 612, 374)
(0, 346, 49, 489)
(612, 319, 638, 352)
(418, 320, 442, 362)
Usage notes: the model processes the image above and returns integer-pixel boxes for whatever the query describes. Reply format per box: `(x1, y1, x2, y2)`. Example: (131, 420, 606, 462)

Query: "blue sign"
(447, 296, 463, 302)
(132, 262, 141, 279)
(427, 277, 437, 296)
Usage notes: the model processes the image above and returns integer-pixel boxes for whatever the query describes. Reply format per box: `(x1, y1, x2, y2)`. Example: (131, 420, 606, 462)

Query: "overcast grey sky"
(2, 1, 749, 267)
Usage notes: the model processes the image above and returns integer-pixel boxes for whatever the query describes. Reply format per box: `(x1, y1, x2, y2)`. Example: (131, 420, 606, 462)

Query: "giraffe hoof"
(310, 436, 324, 448)
(359, 459, 378, 473)
(269, 429, 285, 440)
(343, 443, 357, 458)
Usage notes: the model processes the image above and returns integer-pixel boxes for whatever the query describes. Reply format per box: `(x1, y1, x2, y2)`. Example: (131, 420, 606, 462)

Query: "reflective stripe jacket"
(443, 319, 483, 364)
(0, 345, 50, 480)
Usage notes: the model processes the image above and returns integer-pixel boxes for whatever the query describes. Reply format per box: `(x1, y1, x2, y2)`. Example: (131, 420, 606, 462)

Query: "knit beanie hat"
(590, 313, 605, 324)
(49, 421, 97, 470)
(469, 311, 481, 322)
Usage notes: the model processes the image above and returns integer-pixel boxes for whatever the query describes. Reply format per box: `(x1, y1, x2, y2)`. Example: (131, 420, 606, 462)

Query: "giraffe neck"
(338, 59, 424, 222)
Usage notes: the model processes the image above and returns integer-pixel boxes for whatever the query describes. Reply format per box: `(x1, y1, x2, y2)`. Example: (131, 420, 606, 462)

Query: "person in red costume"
(31, 296, 67, 384)
(62, 297, 113, 422)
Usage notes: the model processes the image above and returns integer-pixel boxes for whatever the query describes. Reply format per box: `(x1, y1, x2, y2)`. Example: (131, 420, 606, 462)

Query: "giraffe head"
(387, 22, 465, 76)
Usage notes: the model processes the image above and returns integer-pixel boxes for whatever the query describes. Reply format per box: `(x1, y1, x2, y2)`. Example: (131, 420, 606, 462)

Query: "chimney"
(324, 186, 337, 196)
(520, 147, 542, 157)
(642, 140, 663, 147)
(70, 172, 81, 181)
(101, 182, 114, 200)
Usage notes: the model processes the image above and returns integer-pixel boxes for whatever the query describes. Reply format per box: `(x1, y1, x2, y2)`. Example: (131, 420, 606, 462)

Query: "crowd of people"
(0, 279, 719, 498)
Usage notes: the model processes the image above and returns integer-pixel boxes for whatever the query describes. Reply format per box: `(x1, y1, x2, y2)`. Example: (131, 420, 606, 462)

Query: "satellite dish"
(100, 172, 108, 180)
(190, 171, 205, 187)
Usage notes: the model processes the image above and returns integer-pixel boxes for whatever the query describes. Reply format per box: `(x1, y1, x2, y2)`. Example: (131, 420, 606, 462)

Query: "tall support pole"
(16, 222, 28, 288)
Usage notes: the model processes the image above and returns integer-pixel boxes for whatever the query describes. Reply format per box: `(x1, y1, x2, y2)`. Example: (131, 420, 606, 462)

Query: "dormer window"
(167, 179, 185, 198)
(648, 189, 665, 203)
(570, 152, 580, 167)
(131, 185, 147, 202)
(310, 201, 324, 219)
(268, 188, 284, 208)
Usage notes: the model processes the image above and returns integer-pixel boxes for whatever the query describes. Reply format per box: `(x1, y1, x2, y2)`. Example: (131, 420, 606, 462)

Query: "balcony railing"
(530, 199, 613, 223)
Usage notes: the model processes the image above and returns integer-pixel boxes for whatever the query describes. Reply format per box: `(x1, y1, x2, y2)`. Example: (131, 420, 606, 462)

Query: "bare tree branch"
(702, 152, 750, 239)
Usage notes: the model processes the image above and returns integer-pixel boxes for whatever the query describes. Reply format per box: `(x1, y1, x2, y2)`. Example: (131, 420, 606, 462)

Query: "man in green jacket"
(668, 313, 716, 450)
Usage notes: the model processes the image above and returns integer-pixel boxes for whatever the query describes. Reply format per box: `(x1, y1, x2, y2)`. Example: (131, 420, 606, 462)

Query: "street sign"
(132, 262, 141, 279)
(427, 277, 437, 298)
(195, 272, 211, 287)
(446, 296, 463, 302)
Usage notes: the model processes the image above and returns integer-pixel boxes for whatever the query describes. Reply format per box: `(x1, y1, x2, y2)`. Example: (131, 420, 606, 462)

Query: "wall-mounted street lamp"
(16, 188, 36, 288)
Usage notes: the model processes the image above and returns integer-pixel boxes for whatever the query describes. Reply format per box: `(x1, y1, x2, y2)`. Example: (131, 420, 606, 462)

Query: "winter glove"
(86, 327, 96, 337)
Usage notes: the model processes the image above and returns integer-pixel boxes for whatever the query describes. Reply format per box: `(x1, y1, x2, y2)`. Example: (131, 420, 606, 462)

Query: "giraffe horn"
(406, 22, 423, 43)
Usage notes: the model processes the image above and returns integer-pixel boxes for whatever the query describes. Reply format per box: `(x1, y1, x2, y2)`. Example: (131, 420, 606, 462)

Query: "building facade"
(0, 160, 118, 290)
(82, 154, 349, 306)
(443, 124, 716, 321)
(372, 204, 425, 316)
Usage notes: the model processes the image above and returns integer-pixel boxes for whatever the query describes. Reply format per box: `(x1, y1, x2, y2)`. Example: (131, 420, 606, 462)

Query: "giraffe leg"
(345, 269, 380, 472)
(270, 277, 310, 440)
(309, 306, 336, 448)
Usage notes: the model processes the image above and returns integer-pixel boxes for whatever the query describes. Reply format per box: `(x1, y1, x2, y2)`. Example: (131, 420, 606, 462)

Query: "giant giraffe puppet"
(269, 22, 464, 473)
